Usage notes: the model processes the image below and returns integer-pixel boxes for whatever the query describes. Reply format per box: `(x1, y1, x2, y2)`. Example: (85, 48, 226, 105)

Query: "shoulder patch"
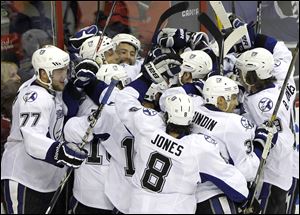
(204, 135, 217, 145)
(258, 97, 273, 112)
(129, 107, 141, 112)
(23, 91, 38, 102)
(142, 107, 158, 116)
(240, 117, 254, 129)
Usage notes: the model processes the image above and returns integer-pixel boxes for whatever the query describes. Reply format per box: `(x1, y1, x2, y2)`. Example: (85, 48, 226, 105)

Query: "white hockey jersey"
(115, 87, 249, 214)
(242, 80, 296, 191)
(120, 58, 143, 82)
(273, 41, 299, 180)
(241, 40, 297, 190)
(64, 88, 134, 213)
(1, 79, 66, 192)
(64, 94, 113, 210)
(160, 87, 259, 203)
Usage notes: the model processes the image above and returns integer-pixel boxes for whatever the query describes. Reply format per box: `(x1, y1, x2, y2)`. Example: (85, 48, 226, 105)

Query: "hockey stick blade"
(143, 2, 189, 64)
(224, 25, 247, 55)
(210, 1, 232, 29)
(153, 2, 189, 39)
(45, 77, 119, 214)
(198, 12, 224, 75)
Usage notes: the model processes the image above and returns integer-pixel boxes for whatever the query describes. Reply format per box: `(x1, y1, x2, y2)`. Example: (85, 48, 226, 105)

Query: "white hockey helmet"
(203, 75, 239, 107)
(179, 50, 213, 84)
(113, 33, 141, 53)
(165, 94, 194, 126)
(235, 47, 274, 81)
(32, 45, 70, 90)
(96, 64, 131, 87)
(144, 81, 168, 102)
(79, 35, 116, 65)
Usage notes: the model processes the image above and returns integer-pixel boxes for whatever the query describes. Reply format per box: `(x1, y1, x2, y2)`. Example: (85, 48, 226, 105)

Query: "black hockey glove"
(142, 53, 183, 84)
(73, 59, 99, 88)
(156, 28, 190, 50)
(253, 124, 278, 158)
(46, 141, 88, 168)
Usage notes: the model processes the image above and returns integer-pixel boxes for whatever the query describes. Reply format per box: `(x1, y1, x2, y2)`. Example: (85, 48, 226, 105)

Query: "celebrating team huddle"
(1, 3, 298, 214)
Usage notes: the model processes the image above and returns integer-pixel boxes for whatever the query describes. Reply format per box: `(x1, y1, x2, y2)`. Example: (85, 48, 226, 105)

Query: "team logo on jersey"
(129, 107, 141, 112)
(143, 108, 157, 116)
(258, 97, 273, 112)
(240, 117, 254, 129)
(274, 59, 281, 67)
(204, 135, 217, 145)
(23, 91, 38, 102)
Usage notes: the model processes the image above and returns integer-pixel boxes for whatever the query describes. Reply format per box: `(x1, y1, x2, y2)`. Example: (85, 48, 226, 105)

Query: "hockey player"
(64, 60, 115, 214)
(63, 53, 183, 214)
(112, 56, 250, 214)
(159, 75, 274, 214)
(236, 47, 296, 214)
(1, 45, 88, 214)
(178, 50, 213, 85)
(113, 33, 141, 65)
(79, 35, 120, 65)
(63, 40, 125, 213)
(113, 33, 143, 81)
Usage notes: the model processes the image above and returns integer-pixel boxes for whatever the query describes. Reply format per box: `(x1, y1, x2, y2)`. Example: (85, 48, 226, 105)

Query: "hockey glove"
(73, 59, 99, 88)
(223, 53, 242, 85)
(148, 46, 177, 62)
(156, 28, 189, 50)
(68, 25, 99, 53)
(253, 124, 278, 158)
(188, 31, 210, 51)
(142, 53, 183, 84)
(46, 141, 88, 168)
(228, 14, 256, 53)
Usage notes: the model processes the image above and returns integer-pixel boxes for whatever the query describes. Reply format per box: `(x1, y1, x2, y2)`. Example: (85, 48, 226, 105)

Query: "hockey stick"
(245, 42, 299, 213)
(143, 1, 189, 64)
(256, 1, 262, 34)
(198, 12, 224, 75)
(92, 1, 117, 60)
(45, 77, 119, 214)
(209, 1, 232, 29)
(223, 25, 247, 55)
(231, 1, 236, 16)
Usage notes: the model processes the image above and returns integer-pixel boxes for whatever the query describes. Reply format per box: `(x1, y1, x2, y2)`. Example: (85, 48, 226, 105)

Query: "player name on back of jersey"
(151, 134, 184, 157)
(192, 111, 218, 131)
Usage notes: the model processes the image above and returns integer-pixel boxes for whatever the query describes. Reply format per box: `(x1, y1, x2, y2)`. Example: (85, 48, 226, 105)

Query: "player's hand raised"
(142, 53, 183, 84)
(155, 28, 189, 50)
(73, 59, 99, 88)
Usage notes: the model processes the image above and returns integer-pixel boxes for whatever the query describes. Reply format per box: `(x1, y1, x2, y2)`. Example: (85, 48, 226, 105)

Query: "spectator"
(18, 28, 52, 82)
(1, 52, 21, 86)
